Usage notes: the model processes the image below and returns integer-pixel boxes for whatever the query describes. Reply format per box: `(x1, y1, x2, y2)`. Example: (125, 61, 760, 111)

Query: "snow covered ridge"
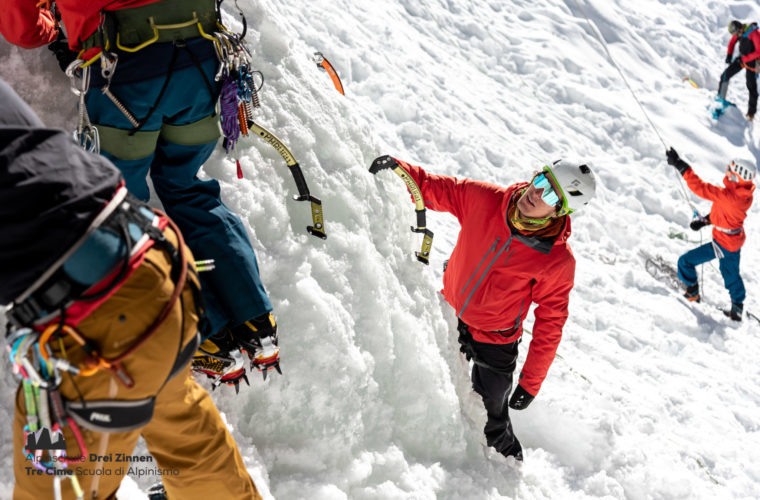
(2, 0, 760, 498)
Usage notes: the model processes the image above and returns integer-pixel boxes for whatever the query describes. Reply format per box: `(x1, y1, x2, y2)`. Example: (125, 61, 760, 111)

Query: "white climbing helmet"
(545, 160, 597, 215)
(728, 158, 756, 182)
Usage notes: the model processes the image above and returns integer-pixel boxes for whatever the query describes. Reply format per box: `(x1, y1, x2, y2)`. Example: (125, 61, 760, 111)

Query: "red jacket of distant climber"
(727, 26, 760, 64)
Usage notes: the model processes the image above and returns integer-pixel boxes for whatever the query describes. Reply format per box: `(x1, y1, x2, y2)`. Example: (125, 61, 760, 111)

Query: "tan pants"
(13, 229, 261, 500)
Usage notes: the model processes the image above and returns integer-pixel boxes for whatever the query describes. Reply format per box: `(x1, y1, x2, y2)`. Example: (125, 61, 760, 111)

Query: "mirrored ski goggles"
(532, 173, 560, 207)
(533, 166, 573, 216)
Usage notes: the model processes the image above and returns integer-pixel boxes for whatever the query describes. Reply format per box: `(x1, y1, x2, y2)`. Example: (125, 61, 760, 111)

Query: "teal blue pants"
(85, 46, 271, 337)
(678, 240, 745, 304)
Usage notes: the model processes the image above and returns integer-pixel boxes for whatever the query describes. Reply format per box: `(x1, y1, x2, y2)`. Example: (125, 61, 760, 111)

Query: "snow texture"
(2, 0, 760, 499)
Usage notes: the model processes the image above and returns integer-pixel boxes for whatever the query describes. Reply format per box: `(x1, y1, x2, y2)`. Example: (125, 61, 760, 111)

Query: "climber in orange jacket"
(380, 157, 596, 461)
(667, 148, 756, 321)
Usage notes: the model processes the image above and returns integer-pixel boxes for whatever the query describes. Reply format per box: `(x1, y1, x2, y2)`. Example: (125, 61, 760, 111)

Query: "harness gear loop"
(80, 0, 221, 53)
(369, 155, 435, 264)
(115, 12, 214, 52)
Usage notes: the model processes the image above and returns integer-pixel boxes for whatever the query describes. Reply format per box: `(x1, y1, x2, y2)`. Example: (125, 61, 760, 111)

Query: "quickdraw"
(65, 60, 100, 154)
(313, 52, 345, 95)
(7, 329, 87, 500)
(369, 156, 434, 264)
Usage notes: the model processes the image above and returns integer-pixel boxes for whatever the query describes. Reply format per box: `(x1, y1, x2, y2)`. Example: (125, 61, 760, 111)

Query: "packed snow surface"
(2, 0, 760, 499)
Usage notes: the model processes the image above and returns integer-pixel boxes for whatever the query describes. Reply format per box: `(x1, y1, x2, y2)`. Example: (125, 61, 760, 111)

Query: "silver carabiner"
(73, 124, 100, 154)
(65, 59, 90, 97)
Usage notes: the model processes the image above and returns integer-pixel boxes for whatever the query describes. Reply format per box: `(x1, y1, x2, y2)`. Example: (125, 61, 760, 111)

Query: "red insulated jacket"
(683, 167, 755, 252)
(0, 0, 162, 52)
(397, 160, 576, 397)
(727, 26, 760, 64)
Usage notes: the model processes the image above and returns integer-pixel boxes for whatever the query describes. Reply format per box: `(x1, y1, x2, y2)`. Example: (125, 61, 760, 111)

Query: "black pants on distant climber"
(458, 321, 523, 460)
(718, 59, 758, 116)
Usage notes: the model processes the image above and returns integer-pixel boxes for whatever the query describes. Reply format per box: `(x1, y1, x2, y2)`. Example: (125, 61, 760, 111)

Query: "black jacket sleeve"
(0, 78, 122, 305)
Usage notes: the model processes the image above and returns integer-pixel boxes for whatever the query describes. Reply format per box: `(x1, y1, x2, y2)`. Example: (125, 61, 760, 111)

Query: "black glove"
(690, 213, 711, 231)
(726, 54, 733, 64)
(508, 385, 534, 410)
(47, 31, 77, 72)
(666, 148, 689, 176)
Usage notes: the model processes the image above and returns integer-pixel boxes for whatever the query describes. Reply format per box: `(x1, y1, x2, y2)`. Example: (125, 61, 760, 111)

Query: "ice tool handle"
(370, 155, 434, 265)
(248, 121, 327, 240)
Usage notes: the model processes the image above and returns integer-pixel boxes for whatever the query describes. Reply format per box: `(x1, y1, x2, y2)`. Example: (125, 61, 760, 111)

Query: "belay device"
(369, 155, 434, 264)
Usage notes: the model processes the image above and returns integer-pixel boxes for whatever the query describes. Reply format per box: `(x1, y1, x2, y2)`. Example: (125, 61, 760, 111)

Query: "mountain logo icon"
(25, 427, 66, 451)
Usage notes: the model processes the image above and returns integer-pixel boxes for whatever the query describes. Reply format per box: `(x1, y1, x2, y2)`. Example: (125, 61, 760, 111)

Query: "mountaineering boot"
(723, 302, 743, 322)
(747, 113, 755, 122)
(231, 312, 281, 380)
(683, 284, 701, 303)
(192, 328, 249, 393)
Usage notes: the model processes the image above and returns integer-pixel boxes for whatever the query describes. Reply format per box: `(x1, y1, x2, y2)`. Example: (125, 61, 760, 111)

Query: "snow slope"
(2, 0, 760, 498)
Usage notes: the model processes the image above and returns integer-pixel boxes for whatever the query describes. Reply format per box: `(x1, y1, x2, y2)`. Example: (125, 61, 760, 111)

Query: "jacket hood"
(0, 79, 122, 305)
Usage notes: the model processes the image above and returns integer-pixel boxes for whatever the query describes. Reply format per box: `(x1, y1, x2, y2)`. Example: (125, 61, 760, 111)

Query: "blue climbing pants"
(677, 240, 745, 304)
(85, 43, 271, 336)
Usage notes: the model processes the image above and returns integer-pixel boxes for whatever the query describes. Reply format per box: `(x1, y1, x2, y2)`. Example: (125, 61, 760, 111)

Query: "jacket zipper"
(458, 234, 514, 319)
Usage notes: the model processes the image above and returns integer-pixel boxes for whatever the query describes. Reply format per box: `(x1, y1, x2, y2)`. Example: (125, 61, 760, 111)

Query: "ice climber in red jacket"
(386, 157, 596, 461)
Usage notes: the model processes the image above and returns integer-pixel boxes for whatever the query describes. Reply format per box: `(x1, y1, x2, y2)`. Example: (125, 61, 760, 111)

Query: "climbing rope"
(568, 0, 699, 213)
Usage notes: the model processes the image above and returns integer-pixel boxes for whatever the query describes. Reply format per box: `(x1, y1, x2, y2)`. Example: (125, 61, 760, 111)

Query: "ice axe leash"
(369, 155, 434, 264)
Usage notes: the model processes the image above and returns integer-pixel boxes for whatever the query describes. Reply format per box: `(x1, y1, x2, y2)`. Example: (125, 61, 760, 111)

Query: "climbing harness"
(313, 52, 345, 95)
(456, 320, 518, 375)
(63, 1, 328, 241)
(369, 155, 434, 264)
(5, 194, 204, 499)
